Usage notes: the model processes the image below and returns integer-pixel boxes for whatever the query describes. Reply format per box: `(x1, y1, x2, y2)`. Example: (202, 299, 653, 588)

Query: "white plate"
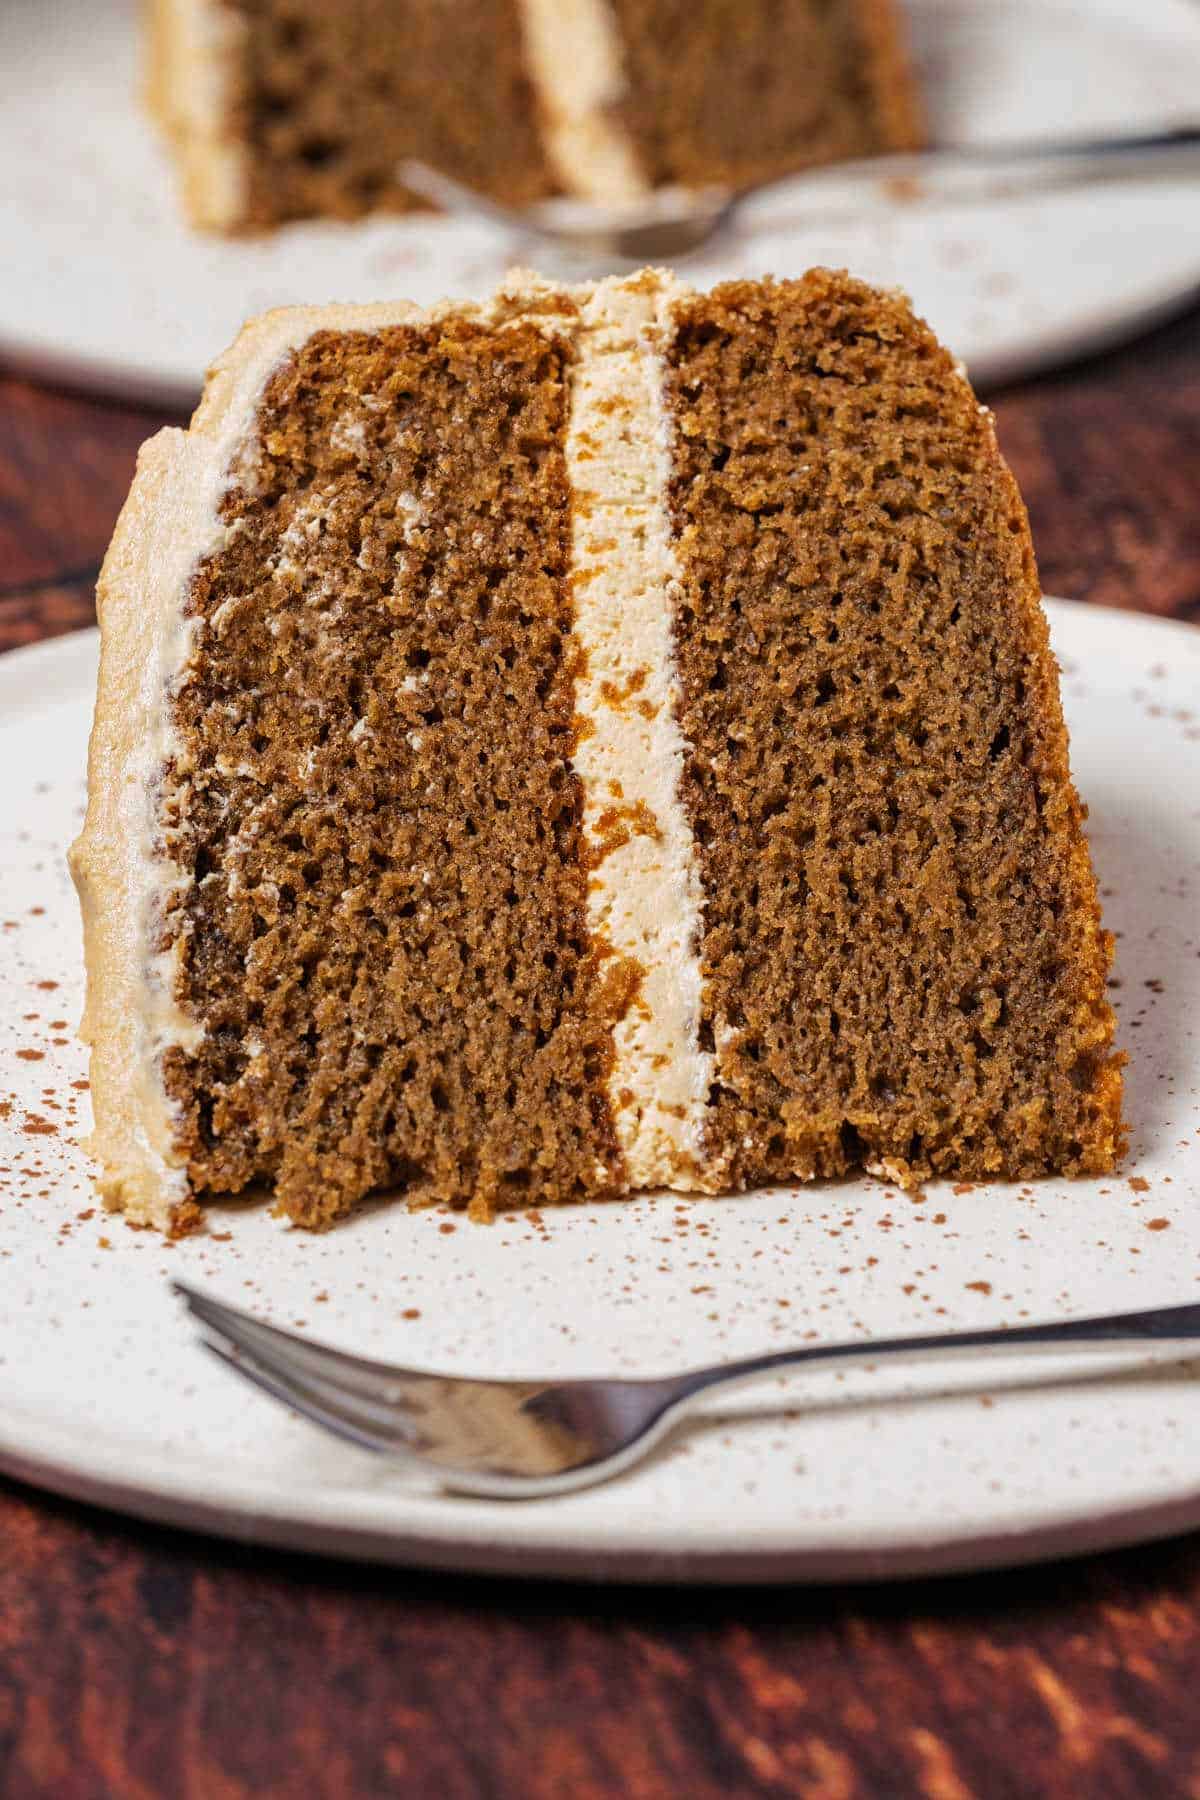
(1, 600, 1199, 1584)
(4, 0, 1200, 405)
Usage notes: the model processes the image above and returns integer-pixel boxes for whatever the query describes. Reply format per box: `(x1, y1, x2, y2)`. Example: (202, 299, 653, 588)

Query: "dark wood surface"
(3, 303, 1200, 1800)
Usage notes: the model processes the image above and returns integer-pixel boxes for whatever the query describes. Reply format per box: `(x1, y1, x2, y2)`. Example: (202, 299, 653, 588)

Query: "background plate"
(3, 0, 1200, 403)
(1, 601, 1199, 1584)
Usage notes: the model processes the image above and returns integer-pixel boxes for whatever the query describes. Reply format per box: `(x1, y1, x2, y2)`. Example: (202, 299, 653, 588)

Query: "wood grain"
(0, 371, 184, 652)
(2, 302, 1199, 1799)
(995, 311, 1200, 624)
(4, 1484, 1200, 1800)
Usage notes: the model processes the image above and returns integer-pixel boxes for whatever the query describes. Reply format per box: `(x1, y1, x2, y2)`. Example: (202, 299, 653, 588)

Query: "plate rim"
(7, 1401, 1200, 1587)
(6, 203, 1200, 413)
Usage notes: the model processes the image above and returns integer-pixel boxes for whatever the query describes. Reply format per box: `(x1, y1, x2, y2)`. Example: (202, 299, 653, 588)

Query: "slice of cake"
(146, 0, 925, 231)
(71, 268, 1123, 1235)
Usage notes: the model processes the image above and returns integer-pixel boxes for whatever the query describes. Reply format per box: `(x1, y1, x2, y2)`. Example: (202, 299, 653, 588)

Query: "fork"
(401, 129, 1200, 264)
(173, 1281, 1200, 1500)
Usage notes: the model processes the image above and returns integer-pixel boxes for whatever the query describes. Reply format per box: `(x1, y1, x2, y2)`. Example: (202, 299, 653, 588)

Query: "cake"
(146, 0, 925, 232)
(70, 267, 1124, 1235)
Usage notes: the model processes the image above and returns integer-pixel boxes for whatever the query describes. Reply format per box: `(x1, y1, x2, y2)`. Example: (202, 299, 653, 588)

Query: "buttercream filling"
(515, 0, 650, 204)
(566, 276, 715, 1188)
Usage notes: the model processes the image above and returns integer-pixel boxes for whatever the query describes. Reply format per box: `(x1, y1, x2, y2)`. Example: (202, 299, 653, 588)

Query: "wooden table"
(3, 310, 1200, 1800)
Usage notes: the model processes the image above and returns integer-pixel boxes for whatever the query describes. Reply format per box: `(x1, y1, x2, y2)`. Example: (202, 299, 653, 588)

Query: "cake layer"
(607, 0, 924, 194)
(149, 0, 561, 230)
(166, 313, 634, 1225)
(665, 273, 1123, 1186)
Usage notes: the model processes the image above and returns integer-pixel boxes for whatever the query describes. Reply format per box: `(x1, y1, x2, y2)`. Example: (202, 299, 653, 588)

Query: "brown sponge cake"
(71, 269, 1122, 1233)
(146, 0, 925, 232)
(667, 274, 1122, 1190)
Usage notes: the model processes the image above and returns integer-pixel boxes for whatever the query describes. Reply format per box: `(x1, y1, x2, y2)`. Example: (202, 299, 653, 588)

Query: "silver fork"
(402, 129, 1200, 264)
(174, 1281, 1200, 1500)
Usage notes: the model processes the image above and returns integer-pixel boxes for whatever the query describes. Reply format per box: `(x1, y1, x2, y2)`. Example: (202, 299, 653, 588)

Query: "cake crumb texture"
(146, 0, 924, 229)
(161, 317, 625, 1225)
(170, 0, 558, 229)
(666, 270, 1123, 1187)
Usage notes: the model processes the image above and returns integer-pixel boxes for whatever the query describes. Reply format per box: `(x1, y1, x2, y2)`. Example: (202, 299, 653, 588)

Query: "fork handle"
(669, 1302, 1200, 1407)
(743, 127, 1200, 220)
(901, 127, 1200, 192)
(941, 126, 1200, 162)
(826, 127, 1200, 181)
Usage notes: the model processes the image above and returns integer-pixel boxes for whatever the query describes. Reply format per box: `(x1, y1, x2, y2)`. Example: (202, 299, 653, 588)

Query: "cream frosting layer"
(515, 0, 649, 204)
(71, 273, 717, 1225)
(566, 275, 717, 1189)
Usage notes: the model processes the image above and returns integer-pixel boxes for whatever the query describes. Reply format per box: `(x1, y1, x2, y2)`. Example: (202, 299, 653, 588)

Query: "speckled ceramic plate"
(1, 599, 1199, 1584)
(4, 0, 1200, 404)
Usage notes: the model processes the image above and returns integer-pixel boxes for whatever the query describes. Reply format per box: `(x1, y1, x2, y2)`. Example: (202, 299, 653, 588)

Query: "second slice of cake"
(146, 0, 925, 230)
(71, 268, 1123, 1233)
